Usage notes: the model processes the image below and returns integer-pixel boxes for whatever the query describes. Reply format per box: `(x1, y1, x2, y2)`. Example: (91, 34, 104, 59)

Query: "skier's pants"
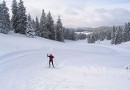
(49, 60, 54, 67)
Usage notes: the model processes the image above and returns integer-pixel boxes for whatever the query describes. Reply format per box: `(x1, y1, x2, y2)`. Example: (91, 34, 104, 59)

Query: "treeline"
(87, 28, 112, 43)
(111, 23, 130, 44)
(87, 23, 130, 45)
(0, 0, 81, 42)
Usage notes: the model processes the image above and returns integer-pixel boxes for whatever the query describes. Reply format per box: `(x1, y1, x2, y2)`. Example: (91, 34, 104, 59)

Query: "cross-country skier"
(47, 54, 55, 68)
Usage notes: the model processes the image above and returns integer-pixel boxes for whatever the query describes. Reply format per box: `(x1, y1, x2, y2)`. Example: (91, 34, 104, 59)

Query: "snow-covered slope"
(0, 32, 130, 90)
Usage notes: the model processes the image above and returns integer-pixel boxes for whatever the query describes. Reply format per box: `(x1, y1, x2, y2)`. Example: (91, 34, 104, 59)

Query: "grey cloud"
(92, 8, 130, 26)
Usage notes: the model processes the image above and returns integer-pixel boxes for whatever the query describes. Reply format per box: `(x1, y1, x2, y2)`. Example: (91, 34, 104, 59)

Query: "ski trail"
(0, 47, 50, 71)
(0, 49, 42, 61)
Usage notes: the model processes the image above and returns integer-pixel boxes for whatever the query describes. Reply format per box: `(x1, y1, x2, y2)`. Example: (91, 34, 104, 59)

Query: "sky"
(2, 0, 130, 28)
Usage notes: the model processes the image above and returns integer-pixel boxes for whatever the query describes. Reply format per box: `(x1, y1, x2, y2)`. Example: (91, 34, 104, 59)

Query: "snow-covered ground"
(0, 32, 130, 90)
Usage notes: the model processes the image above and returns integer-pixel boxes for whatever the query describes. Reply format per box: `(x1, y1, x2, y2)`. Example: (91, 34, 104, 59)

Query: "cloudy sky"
(2, 0, 130, 28)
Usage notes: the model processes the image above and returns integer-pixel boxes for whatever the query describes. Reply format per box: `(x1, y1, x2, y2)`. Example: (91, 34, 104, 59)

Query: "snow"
(75, 31, 91, 35)
(0, 32, 130, 90)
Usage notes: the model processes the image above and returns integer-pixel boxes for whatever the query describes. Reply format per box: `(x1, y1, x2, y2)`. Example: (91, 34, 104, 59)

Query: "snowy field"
(0, 32, 130, 90)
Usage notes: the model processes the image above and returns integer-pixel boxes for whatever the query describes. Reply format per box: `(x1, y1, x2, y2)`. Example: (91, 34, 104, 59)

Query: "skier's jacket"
(48, 54, 54, 61)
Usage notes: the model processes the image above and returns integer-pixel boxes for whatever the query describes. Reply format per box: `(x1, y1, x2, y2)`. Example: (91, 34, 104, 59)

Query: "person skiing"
(47, 54, 55, 68)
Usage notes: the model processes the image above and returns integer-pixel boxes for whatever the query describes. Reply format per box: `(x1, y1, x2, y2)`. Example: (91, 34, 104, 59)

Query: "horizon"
(1, 0, 130, 28)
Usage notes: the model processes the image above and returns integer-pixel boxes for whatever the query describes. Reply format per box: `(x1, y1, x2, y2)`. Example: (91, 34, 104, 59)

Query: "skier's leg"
(52, 61, 55, 68)
(49, 61, 51, 67)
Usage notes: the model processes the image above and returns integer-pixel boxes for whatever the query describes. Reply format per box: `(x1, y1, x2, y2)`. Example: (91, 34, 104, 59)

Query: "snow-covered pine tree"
(87, 34, 95, 43)
(70, 30, 76, 41)
(106, 30, 112, 40)
(0, 1, 10, 34)
(26, 14, 35, 38)
(64, 28, 70, 40)
(40, 9, 48, 38)
(127, 22, 130, 41)
(118, 26, 123, 43)
(56, 16, 64, 42)
(46, 11, 55, 40)
(111, 26, 116, 44)
(17, 0, 27, 34)
(11, 0, 19, 33)
(124, 22, 130, 42)
(99, 31, 106, 41)
(0, 3, 2, 33)
(87, 34, 91, 43)
(122, 23, 128, 42)
(35, 16, 40, 36)
(113, 26, 122, 45)
(32, 19, 36, 33)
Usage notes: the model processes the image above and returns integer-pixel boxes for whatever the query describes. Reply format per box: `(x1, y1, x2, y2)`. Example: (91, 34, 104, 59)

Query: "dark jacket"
(48, 54, 54, 61)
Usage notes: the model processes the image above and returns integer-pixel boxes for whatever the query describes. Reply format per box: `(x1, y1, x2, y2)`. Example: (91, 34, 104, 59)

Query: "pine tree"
(122, 23, 128, 42)
(99, 31, 106, 41)
(70, 30, 76, 40)
(40, 9, 48, 38)
(112, 26, 122, 45)
(26, 14, 35, 37)
(32, 19, 36, 33)
(0, 1, 10, 34)
(46, 11, 55, 40)
(35, 16, 40, 36)
(106, 30, 112, 40)
(111, 26, 116, 44)
(124, 22, 130, 42)
(56, 16, 64, 42)
(126, 22, 130, 41)
(87, 34, 95, 43)
(0, 3, 3, 33)
(11, 0, 19, 33)
(17, 0, 27, 34)
(64, 28, 70, 40)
